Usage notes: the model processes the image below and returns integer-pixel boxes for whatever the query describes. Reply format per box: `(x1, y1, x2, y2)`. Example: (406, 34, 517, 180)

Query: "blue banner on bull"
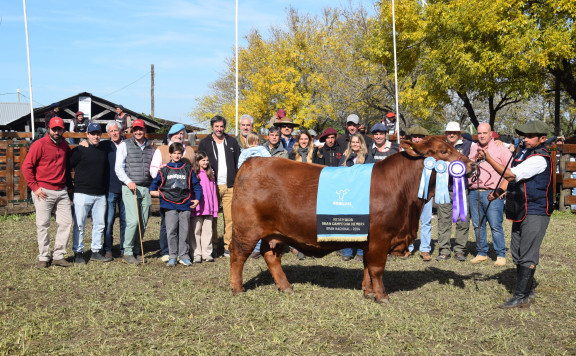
(316, 164, 374, 242)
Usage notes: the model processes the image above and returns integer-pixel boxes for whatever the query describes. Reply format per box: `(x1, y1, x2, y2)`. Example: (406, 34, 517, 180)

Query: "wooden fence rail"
(1, 132, 574, 214)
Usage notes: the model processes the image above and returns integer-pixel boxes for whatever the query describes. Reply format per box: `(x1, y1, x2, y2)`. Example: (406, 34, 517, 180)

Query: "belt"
(470, 188, 489, 192)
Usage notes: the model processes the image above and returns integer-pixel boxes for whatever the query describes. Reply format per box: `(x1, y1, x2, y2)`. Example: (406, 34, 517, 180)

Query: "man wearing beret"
(478, 120, 553, 308)
(313, 127, 342, 166)
(22, 117, 73, 268)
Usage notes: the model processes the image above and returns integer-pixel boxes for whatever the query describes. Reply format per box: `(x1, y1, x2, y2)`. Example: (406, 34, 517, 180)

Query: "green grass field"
(1, 211, 575, 355)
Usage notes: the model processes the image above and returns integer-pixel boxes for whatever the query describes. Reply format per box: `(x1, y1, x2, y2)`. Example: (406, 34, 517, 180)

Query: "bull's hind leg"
(229, 231, 258, 295)
(261, 240, 293, 294)
(362, 263, 375, 300)
(367, 264, 389, 303)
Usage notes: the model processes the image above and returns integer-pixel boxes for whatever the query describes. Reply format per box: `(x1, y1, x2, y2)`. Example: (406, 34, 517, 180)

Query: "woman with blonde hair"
(288, 130, 314, 163)
(339, 132, 375, 167)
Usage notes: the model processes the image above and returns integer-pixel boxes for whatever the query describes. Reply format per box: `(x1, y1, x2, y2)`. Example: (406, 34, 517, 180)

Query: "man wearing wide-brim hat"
(478, 119, 553, 309)
(405, 125, 433, 261)
(273, 113, 299, 152)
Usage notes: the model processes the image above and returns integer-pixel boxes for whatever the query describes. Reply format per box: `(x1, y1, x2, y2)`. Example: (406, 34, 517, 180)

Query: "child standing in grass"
(150, 142, 202, 267)
(191, 151, 219, 263)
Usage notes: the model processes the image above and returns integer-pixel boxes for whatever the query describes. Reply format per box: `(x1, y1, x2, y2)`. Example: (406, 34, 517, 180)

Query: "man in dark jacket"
(69, 123, 112, 264)
(336, 114, 373, 151)
(369, 123, 399, 162)
(263, 126, 288, 158)
(198, 115, 240, 257)
(313, 127, 342, 167)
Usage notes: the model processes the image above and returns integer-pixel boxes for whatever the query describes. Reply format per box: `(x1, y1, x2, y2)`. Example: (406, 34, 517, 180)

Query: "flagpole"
(23, 0, 35, 135)
(392, 0, 400, 145)
(235, 0, 239, 136)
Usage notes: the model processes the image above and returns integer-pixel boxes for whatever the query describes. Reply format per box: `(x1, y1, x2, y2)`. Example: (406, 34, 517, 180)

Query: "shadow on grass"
(243, 265, 518, 295)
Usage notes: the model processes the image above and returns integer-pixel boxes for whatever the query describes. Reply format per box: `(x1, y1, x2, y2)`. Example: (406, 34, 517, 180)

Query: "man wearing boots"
(478, 120, 553, 308)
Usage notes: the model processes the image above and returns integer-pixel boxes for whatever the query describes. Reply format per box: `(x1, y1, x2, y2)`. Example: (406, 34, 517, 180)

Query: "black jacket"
(198, 133, 240, 188)
(312, 142, 343, 167)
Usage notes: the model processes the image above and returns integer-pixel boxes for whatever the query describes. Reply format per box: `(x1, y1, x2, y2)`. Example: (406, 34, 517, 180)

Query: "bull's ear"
(401, 140, 425, 157)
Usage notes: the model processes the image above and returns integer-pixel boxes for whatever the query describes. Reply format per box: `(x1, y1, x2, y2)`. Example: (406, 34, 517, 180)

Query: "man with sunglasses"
(273, 109, 299, 152)
(478, 120, 553, 309)
(22, 117, 73, 268)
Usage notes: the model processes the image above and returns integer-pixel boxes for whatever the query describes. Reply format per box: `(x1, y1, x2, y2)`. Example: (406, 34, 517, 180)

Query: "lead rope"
(470, 163, 483, 250)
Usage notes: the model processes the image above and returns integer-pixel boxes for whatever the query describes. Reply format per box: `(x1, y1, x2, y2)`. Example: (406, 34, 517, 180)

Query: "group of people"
(24, 108, 554, 309)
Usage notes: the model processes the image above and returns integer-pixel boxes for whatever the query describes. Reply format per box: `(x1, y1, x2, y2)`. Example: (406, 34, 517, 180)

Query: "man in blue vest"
(478, 120, 553, 308)
(115, 119, 154, 264)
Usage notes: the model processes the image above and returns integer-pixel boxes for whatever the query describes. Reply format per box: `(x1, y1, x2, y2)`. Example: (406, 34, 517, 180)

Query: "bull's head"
(400, 137, 474, 176)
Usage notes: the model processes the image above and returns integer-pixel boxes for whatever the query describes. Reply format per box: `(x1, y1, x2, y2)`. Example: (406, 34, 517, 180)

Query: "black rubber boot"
(499, 265, 533, 309)
(523, 268, 536, 305)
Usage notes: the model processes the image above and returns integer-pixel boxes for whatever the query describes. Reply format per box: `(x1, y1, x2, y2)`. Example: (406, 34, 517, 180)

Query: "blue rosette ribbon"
(449, 160, 467, 223)
(434, 160, 450, 204)
(418, 157, 436, 199)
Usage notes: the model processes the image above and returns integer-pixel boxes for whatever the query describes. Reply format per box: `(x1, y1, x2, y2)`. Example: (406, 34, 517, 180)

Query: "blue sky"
(1, 0, 370, 126)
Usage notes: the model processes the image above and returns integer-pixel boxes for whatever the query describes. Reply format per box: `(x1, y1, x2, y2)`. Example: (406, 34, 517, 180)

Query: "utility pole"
(151, 64, 155, 119)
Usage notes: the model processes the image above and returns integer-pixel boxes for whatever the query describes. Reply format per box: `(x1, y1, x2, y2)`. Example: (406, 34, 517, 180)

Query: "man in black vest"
(479, 120, 553, 308)
(114, 119, 154, 264)
(198, 115, 240, 257)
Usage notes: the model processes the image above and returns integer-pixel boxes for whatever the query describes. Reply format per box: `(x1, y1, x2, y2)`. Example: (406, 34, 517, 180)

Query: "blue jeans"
(469, 190, 506, 258)
(72, 193, 107, 253)
(104, 192, 126, 253)
(342, 248, 363, 257)
(159, 209, 169, 256)
(253, 240, 261, 252)
(410, 199, 433, 253)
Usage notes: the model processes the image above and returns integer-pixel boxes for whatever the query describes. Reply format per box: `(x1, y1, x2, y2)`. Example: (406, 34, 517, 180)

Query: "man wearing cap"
(115, 119, 154, 264)
(369, 123, 399, 162)
(263, 126, 288, 158)
(149, 123, 195, 261)
(237, 114, 264, 149)
(114, 105, 133, 134)
(405, 125, 434, 261)
(468, 123, 512, 267)
(22, 117, 73, 268)
(69, 111, 91, 144)
(273, 111, 299, 152)
(383, 112, 397, 135)
(313, 128, 342, 166)
(336, 114, 372, 152)
(478, 120, 553, 308)
(436, 121, 471, 262)
(198, 115, 240, 257)
(44, 102, 61, 129)
(69, 123, 112, 263)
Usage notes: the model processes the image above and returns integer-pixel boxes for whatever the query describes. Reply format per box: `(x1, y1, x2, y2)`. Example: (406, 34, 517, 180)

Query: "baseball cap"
(346, 114, 360, 125)
(132, 119, 145, 129)
(87, 123, 102, 133)
(75, 111, 84, 116)
(49, 117, 65, 129)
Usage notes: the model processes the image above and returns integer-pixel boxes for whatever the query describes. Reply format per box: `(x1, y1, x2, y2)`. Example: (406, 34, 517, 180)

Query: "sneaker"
(224, 250, 230, 258)
(342, 255, 352, 261)
(204, 256, 215, 262)
(179, 259, 193, 266)
(122, 255, 140, 265)
(436, 254, 450, 261)
(354, 254, 364, 261)
(161, 255, 170, 262)
(494, 257, 506, 267)
(193, 257, 202, 263)
(166, 258, 177, 267)
(90, 251, 113, 262)
(470, 255, 488, 264)
(454, 252, 466, 262)
(250, 251, 261, 259)
(52, 259, 72, 267)
(37, 260, 49, 268)
(420, 252, 432, 262)
(297, 252, 306, 260)
(74, 252, 86, 264)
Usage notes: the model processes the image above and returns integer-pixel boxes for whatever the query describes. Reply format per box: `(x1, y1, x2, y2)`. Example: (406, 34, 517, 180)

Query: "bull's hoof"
(280, 287, 294, 295)
(375, 297, 390, 304)
(364, 292, 376, 300)
(231, 287, 245, 296)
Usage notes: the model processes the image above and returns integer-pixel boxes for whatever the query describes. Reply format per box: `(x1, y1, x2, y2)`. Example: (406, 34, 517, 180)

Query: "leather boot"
(523, 268, 536, 305)
(499, 265, 533, 309)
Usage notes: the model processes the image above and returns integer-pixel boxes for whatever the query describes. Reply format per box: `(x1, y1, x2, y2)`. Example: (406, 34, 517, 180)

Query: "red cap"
(75, 111, 84, 116)
(277, 109, 286, 118)
(132, 119, 145, 129)
(49, 117, 65, 129)
(386, 112, 395, 118)
(491, 131, 499, 139)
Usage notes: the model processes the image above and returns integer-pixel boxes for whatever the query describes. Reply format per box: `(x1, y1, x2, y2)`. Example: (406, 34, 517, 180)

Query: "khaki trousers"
(191, 215, 214, 259)
(32, 188, 73, 261)
(217, 185, 234, 250)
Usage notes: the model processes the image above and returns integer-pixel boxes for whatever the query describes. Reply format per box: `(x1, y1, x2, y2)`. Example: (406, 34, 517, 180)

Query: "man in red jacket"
(22, 117, 73, 268)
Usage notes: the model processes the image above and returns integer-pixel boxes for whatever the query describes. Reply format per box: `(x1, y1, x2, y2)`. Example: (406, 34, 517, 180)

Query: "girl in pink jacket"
(190, 151, 219, 263)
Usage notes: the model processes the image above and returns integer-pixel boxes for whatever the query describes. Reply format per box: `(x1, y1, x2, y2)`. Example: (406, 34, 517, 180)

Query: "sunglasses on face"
(280, 125, 292, 128)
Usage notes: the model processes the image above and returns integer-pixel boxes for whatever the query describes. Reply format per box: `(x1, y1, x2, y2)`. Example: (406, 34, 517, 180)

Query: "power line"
(103, 71, 150, 97)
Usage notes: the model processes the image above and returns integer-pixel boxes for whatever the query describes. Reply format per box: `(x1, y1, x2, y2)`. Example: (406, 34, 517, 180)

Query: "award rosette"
(434, 160, 450, 204)
(418, 157, 436, 199)
(449, 160, 467, 222)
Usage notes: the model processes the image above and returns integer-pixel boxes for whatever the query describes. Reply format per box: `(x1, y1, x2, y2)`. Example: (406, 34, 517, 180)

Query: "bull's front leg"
(261, 241, 293, 294)
(362, 260, 375, 300)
